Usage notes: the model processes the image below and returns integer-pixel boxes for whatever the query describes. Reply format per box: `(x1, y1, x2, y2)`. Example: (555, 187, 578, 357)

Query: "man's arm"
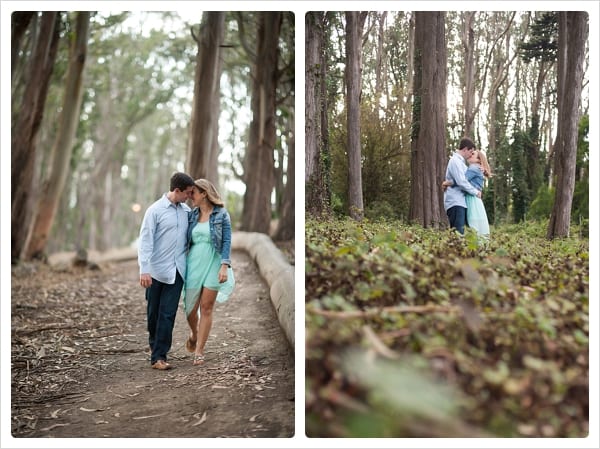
(138, 209, 155, 287)
(448, 159, 480, 197)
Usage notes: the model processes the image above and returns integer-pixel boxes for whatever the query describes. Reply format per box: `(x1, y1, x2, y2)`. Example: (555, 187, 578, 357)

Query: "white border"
(2, 1, 598, 448)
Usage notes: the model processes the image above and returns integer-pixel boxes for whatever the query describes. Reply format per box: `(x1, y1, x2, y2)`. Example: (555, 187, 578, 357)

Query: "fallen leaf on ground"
(191, 411, 207, 426)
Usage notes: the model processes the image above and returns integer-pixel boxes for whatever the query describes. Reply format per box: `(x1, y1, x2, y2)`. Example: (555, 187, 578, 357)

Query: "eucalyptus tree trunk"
(187, 12, 225, 182)
(345, 11, 367, 221)
(241, 12, 282, 233)
(26, 12, 90, 260)
(402, 13, 415, 152)
(375, 12, 387, 103)
(547, 12, 588, 239)
(11, 12, 60, 263)
(486, 13, 519, 223)
(11, 12, 35, 81)
(274, 114, 295, 241)
(321, 13, 335, 208)
(305, 11, 329, 217)
(409, 11, 447, 228)
(461, 12, 476, 138)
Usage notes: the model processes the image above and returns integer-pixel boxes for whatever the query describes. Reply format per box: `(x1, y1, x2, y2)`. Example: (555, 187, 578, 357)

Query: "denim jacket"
(186, 206, 232, 266)
(466, 164, 484, 191)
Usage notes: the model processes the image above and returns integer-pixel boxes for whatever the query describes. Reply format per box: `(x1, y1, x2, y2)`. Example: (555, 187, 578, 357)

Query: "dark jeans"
(145, 272, 183, 364)
(447, 205, 467, 235)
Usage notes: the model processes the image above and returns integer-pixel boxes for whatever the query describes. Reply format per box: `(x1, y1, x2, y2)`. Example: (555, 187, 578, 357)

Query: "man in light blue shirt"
(138, 172, 195, 370)
(443, 138, 481, 234)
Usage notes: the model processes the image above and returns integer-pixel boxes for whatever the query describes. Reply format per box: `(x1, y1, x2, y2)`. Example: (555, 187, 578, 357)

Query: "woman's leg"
(185, 291, 202, 351)
(193, 288, 218, 364)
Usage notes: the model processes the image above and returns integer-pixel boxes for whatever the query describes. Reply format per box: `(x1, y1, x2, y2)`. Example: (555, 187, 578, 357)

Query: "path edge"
(231, 231, 295, 350)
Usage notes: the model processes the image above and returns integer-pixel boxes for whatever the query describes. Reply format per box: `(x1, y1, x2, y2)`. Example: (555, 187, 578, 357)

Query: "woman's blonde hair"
(194, 178, 224, 207)
(476, 151, 493, 178)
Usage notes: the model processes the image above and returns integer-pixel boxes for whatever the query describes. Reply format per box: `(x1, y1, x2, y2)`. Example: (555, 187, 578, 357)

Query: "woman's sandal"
(192, 354, 205, 366)
(185, 337, 196, 353)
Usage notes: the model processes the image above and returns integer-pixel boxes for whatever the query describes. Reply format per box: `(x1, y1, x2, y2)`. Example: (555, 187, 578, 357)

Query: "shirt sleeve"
(138, 207, 156, 274)
(449, 158, 479, 197)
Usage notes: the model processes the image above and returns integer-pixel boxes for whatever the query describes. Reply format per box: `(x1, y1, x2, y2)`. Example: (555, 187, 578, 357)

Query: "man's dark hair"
(459, 138, 475, 151)
(169, 172, 195, 192)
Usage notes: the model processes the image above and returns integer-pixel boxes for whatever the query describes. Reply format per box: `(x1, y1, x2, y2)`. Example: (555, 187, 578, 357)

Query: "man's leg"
(447, 206, 467, 234)
(154, 272, 184, 363)
(146, 280, 163, 364)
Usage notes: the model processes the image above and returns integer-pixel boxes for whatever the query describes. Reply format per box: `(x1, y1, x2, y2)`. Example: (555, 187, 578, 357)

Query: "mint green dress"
(183, 221, 235, 318)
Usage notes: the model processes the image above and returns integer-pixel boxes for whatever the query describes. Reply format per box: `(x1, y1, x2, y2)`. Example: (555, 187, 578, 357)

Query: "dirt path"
(10, 249, 294, 438)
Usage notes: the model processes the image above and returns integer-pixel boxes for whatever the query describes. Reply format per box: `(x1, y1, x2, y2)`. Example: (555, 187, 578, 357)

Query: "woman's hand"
(218, 264, 229, 283)
(441, 180, 453, 191)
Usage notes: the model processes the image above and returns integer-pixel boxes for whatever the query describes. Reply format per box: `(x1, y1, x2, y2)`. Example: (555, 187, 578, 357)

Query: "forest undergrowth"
(305, 218, 589, 438)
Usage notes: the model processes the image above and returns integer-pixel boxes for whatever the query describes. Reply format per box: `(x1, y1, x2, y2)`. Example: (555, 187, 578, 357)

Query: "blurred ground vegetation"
(305, 218, 589, 438)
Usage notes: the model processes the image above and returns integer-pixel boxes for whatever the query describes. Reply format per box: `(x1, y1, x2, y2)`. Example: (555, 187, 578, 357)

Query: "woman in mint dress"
(465, 150, 492, 238)
(183, 179, 235, 366)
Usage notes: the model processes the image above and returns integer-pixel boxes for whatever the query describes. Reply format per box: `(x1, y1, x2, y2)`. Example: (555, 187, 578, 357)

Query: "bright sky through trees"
(120, 10, 249, 194)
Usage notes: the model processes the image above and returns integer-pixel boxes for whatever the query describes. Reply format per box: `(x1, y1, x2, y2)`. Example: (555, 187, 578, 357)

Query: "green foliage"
(518, 12, 559, 63)
(364, 200, 397, 221)
(306, 218, 589, 437)
(528, 114, 589, 225)
(572, 114, 589, 225)
(529, 185, 554, 219)
(510, 130, 532, 222)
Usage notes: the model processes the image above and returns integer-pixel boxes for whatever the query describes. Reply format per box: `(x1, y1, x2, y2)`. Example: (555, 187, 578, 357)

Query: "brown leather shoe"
(151, 360, 172, 370)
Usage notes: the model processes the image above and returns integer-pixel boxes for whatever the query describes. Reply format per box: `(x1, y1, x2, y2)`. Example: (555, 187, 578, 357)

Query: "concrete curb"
(231, 231, 295, 350)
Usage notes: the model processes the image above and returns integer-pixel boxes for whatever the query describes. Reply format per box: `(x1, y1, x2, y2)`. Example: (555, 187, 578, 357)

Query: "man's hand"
(441, 180, 453, 192)
(477, 190, 482, 199)
(140, 273, 152, 288)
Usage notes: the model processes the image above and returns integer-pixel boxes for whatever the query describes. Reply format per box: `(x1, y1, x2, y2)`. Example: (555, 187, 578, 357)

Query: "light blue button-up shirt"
(138, 194, 190, 284)
(444, 152, 479, 211)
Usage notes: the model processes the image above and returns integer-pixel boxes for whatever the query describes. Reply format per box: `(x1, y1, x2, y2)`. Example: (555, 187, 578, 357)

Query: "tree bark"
(241, 12, 282, 233)
(461, 12, 476, 137)
(11, 12, 60, 263)
(11, 12, 35, 80)
(274, 116, 295, 241)
(26, 12, 90, 259)
(345, 11, 367, 221)
(547, 12, 588, 239)
(187, 12, 225, 181)
(305, 12, 329, 217)
(409, 12, 447, 228)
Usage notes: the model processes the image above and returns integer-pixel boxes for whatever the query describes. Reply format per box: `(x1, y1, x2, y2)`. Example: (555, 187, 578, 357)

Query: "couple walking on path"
(443, 137, 493, 238)
(137, 172, 235, 370)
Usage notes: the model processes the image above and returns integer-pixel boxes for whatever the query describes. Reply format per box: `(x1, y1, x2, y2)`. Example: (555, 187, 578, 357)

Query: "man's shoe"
(151, 360, 172, 370)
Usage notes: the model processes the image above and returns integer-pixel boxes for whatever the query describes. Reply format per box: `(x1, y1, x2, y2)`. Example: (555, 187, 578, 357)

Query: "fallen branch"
(362, 325, 400, 360)
(309, 304, 461, 319)
(14, 324, 84, 336)
(132, 412, 167, 420)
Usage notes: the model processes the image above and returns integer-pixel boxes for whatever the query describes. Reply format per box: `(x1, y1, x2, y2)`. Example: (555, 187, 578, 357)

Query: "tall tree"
(82, 19, 184, 251)
(461, 11, 476, 138)
(274, 114, 295, 241)
(26, 12, 90, 259)
(409, 11, 447, 228)
(345, 11, 367, 221)
(11, 12, 61, 263)
(305, 12, 329, 217)
(240, 12, 282, 232)
(187, 12, 225, 183)
(547, 12, 588, 238)
(11, 12, 35, 81)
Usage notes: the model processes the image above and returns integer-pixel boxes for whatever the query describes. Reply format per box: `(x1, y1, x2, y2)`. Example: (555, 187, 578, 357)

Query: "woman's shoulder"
(213, 205, 228, 213)
(212, 206, 231, 220)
